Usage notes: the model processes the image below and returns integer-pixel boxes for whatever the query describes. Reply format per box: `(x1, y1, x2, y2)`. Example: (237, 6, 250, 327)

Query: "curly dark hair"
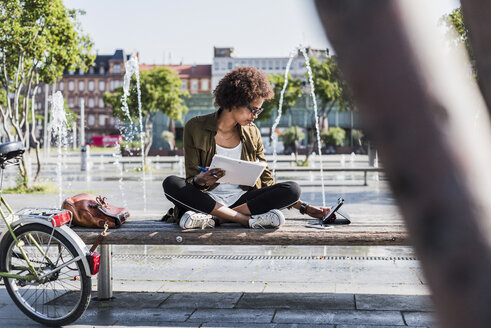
(213, 66, 274, 110)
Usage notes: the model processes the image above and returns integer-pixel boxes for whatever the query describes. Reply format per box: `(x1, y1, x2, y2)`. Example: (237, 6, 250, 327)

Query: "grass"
(3, 183, 59, 194)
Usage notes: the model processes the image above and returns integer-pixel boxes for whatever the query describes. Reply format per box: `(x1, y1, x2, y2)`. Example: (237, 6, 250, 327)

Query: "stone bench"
(74, 217, 408, 300)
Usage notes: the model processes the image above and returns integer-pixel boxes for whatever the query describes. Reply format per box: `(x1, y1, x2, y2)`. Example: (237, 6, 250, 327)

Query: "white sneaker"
(179, 211, 215, 229)
(249, 209, 285, 229)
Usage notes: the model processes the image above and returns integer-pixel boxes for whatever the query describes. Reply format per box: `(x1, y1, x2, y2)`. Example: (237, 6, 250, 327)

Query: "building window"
(88, 80, 95, 91)
(268, 61, 273, 70)
(68, 81, 74, 91)
(99, 98, 104, 108)
(99, 66, 105, 74)
(68, 97, 74, 108)
(113, 64, 121, 73)
(88, 97, 95, 108)
(98, 81, 105, 91)
(228, 62, 232, 70)
(78, 81, 85, 91)
(59, 82, 64, 91)
(262, 61, 266, 70)
(89, 67, 94, 74)
(68, 70, 74, 75)
(181, 80, 187, 90)
(275, 61, 280, 70)
(79, 68, 84, 75)
(191, 79, 198, 91)
(88, 114, 95, 126)
(201, 79, 209, 91)
(99, 114, 107, 127)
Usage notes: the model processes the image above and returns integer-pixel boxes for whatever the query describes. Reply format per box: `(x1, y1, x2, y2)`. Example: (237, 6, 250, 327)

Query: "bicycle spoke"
(3, 224, 90, 325)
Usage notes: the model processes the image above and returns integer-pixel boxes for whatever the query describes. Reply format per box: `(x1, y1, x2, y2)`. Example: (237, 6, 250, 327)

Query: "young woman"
(163, 66, 330, 229)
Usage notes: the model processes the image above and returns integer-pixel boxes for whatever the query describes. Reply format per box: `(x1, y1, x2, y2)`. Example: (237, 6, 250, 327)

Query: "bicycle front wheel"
(0, 223, 91, 326)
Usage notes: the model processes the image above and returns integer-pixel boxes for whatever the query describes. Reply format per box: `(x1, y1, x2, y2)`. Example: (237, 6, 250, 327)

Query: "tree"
(0, 0, 94, 188)
(259, 73, 302, 122)
(261, 73, 302, 159)
(103, 67, 189, 158)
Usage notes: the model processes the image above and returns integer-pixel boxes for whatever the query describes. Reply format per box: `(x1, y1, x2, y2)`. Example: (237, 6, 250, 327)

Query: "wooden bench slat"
(73, 220, 409, 246)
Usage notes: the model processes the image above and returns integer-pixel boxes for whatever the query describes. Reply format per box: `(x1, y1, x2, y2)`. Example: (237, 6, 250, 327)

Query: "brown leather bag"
(62, 193, 130, 228)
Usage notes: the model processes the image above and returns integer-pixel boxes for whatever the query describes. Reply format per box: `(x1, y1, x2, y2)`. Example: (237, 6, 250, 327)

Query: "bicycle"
(0, 141, 100, 326)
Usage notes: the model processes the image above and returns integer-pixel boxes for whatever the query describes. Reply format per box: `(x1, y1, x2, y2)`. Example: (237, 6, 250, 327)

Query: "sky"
(63, 0, 461, 65)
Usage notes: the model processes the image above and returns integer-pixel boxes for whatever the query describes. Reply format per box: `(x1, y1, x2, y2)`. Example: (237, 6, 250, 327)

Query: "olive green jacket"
(183, 110, 275, 191)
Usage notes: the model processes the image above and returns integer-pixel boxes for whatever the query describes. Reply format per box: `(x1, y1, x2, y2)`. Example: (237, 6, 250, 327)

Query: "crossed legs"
(162, 175, 300, 226)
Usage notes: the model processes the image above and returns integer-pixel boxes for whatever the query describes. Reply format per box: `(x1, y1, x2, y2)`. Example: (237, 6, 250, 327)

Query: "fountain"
(119, 54, 147, 212)
(47, 91, 69, 206)
(271, 45, 326, 206)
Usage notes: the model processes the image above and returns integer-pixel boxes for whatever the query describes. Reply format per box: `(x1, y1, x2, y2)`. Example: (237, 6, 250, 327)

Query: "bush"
(321, 127, 346, 146)
(161, 130, 174, 143)
(161, 131, 175, 149)
(120, 140, 141, 149)
(281, 126, 305, 146)
(351, 129, 364, 146)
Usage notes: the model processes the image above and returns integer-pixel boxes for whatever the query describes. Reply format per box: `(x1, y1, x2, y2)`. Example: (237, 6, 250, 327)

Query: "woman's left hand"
(305, 205, 331, 219)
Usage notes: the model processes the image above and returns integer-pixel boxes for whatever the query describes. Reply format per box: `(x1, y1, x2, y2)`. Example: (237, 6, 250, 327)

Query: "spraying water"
(271, 49, 297, 176)
(271, 45, 326, 206)
(120, 54, 147, 212)
(48, 91, 68, 206)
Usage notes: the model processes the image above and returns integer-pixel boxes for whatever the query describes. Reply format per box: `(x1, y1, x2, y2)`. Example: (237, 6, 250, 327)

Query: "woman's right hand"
(194, 167, 225, 186)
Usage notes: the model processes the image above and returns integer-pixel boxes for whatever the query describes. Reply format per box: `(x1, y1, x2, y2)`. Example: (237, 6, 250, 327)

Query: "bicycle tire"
(0, 223, 91, 326)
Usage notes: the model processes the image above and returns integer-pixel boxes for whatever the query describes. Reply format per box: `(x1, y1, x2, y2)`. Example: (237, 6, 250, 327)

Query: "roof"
(140, 64, 211, 79)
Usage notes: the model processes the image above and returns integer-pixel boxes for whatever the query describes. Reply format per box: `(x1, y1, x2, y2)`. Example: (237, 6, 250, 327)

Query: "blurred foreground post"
(461, 0, 491, 115)
(314, 1, 491, 327)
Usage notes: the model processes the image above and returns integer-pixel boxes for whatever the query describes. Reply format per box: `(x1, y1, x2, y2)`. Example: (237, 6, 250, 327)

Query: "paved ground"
(0, 154, 439, 327)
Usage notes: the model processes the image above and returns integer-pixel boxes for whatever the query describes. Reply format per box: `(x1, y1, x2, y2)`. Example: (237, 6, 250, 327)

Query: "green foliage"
(0, 0, 94, 188)
(103, 67, 189, 123)
(0, 0, 95, 85)
(441, 7, 472, 59)
(307, 57, 354, 113)
(321, 127, 346, 146)
(120, 140, 141, 149)
(259, 74, 302, 122)
(3, 183, 58, 194)
(281, 126, 305, 146)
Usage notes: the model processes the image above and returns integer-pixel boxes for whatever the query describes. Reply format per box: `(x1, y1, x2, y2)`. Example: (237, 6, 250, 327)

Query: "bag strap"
(89, 223, 109, 253)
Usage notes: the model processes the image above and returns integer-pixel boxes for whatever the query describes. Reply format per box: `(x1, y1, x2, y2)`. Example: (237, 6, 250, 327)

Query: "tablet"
(209, 154, 267, 186)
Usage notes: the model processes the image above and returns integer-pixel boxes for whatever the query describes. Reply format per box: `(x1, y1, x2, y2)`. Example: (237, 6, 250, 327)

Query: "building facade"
(211, 46, 328, 90)
(35, 49, 127, 145)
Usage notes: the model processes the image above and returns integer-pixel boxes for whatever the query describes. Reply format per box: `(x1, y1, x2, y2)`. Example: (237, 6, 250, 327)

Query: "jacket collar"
(203, 109, 245, 140)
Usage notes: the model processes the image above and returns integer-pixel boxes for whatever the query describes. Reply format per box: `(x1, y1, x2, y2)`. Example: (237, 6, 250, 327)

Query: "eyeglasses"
(247, 105, 264, 116)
